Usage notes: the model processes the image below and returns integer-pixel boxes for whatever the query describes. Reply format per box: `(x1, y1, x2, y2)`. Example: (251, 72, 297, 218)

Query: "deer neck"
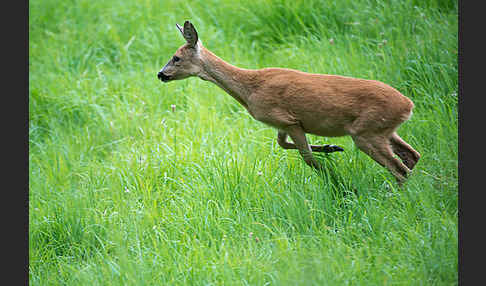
(198, 47, 258, 107)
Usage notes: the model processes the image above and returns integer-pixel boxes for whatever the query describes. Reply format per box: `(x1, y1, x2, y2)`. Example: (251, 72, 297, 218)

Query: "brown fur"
(158, 21, 421, 185)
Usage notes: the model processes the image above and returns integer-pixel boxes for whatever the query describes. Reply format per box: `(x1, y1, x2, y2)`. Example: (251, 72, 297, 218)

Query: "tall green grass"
(29, 0, 457, 284)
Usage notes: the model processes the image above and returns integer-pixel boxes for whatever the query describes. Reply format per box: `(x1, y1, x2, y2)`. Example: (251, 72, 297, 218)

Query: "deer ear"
(182, 20, 199, 48)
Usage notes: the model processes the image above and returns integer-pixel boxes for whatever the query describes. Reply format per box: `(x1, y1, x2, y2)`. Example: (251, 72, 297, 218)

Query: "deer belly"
(301, 120, 349, 137)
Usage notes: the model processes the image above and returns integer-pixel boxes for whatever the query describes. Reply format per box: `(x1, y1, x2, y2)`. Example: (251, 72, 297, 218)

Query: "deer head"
(157, 21, 203, 82)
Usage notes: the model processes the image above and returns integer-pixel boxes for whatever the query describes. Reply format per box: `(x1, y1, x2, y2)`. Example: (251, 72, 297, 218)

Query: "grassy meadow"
(29, 0, 458, 285)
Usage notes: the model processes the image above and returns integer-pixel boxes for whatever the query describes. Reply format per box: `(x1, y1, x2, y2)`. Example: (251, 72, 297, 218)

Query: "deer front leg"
(281, 126, 323, 170)
(277, 130, 344, 153)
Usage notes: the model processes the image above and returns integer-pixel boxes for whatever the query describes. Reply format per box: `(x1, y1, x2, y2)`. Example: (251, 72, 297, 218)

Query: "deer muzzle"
(157, 71, 171, 82)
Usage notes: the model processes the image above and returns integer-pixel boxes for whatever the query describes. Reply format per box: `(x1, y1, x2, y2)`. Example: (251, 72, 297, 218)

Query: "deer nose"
(157, 71, 170, 82)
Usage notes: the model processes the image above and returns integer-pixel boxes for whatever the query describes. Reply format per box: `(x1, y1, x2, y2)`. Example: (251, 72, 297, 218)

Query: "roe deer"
(157, 21, 420, 185)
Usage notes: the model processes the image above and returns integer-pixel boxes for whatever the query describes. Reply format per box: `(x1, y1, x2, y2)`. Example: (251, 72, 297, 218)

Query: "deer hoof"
(321, 145, 344, 153)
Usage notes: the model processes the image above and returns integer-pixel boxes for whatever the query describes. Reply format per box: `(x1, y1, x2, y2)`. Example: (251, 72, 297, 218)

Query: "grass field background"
(29, 0, 458, 284)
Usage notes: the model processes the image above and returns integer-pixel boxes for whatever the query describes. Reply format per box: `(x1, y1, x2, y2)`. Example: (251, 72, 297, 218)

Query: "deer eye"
(173, 56, 180, 62)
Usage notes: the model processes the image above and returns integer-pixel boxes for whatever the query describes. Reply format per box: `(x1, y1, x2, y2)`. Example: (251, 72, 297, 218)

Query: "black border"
(6, 0, 29, 284)
(458, 1, 479, 285)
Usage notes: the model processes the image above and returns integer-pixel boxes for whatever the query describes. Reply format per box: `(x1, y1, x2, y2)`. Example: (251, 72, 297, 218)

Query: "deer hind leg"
(390, 132, 421, 170)
(352, 133, 411, 185)
(277, 130, 344, 153)
(281, 126, 323, 170)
